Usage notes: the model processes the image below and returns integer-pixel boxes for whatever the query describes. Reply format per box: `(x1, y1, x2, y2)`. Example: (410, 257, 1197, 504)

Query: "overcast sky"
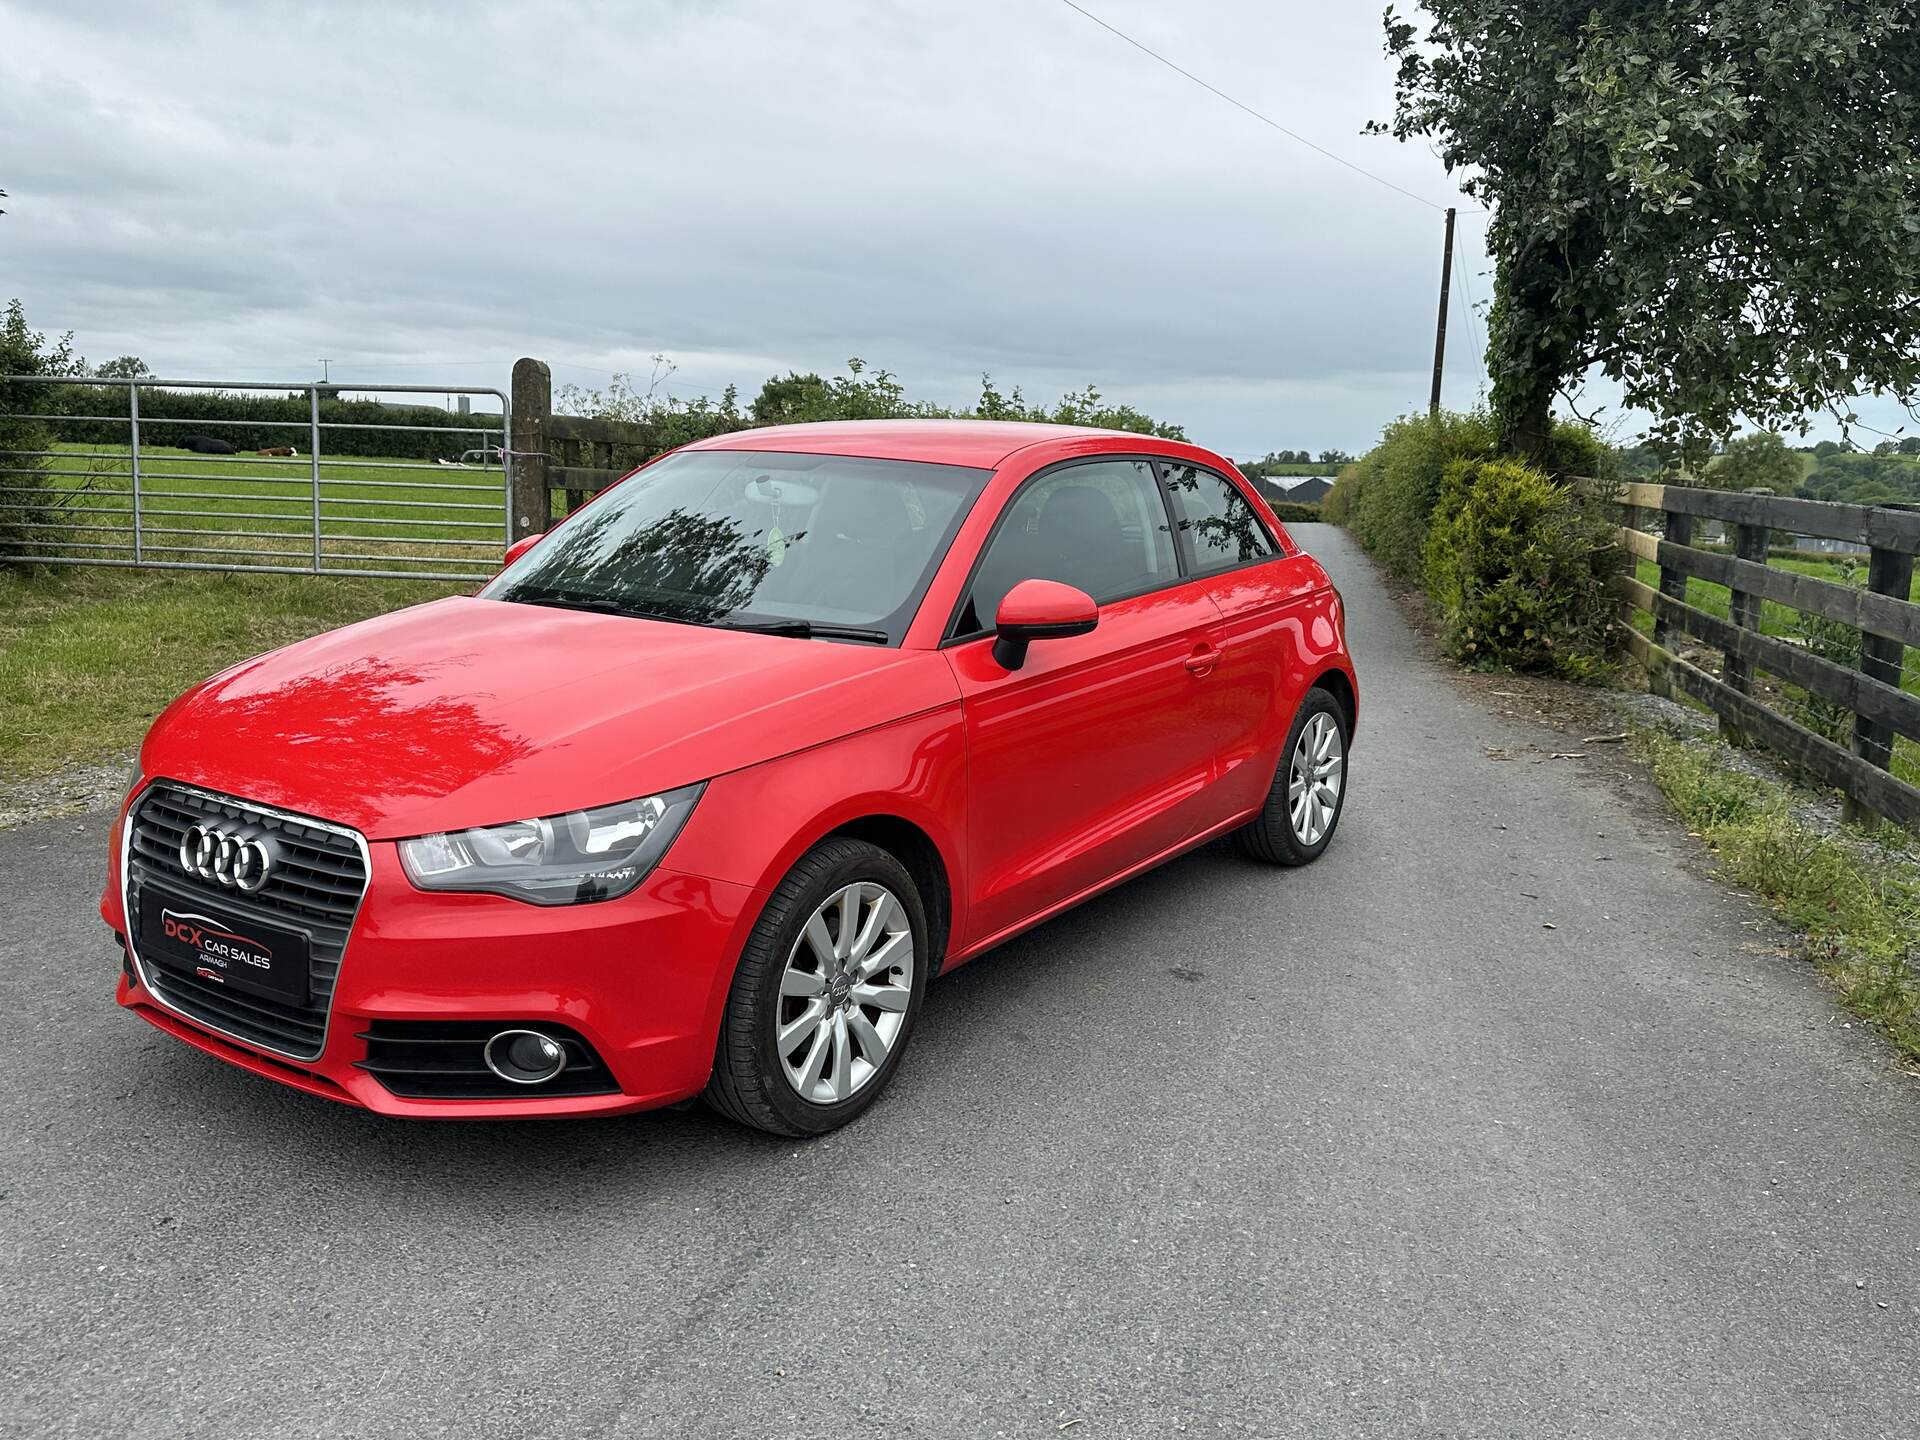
(5, 0, 1892, 456)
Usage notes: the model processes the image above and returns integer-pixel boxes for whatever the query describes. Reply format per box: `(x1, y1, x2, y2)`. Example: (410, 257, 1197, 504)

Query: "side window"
(957, 460, 1178, 635)
(1161, 464, 1278, 573)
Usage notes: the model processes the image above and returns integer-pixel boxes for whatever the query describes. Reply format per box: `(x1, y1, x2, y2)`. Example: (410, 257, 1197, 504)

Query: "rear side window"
(1161, 464, 1278, 573)
(956, 460, 1178, 635)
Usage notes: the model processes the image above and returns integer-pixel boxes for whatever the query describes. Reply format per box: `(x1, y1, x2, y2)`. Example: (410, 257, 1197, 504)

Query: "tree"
(0, 299, 81, 553)
(750, 359, 925, 425)
(1377, 2, 1920, 463)
(93, 356, 150, 379)
(1618, 441, 1670, 478)
(1715, 431, 1801, 493)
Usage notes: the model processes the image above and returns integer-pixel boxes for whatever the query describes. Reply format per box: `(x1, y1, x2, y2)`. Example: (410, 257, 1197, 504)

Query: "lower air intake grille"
(356, 1020, 619, 1099)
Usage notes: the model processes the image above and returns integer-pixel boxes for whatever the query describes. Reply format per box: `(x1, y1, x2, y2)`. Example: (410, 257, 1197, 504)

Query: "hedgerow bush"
(1340, 411, 1496, 581)
(40, 386, 504, 460)
(1322, 464, 1358, 525)
(1422, 456, 1618, 678)
(1330, 408, 1613, 584)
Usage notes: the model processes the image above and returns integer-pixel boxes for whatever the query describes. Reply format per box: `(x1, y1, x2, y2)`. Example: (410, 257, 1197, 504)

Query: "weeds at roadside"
(1636, 730, 1920, 1063)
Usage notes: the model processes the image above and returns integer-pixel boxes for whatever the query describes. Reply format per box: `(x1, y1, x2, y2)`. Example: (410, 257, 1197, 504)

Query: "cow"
(178, 435, 238, 455)
(256, 446, 298, 457)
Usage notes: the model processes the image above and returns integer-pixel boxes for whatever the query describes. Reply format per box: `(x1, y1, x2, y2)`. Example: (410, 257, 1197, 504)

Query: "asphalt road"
(3, 525, 1917, 1439)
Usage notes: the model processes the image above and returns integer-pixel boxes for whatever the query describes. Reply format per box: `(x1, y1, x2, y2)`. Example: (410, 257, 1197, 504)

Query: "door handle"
(1183, 646, 1223, 676)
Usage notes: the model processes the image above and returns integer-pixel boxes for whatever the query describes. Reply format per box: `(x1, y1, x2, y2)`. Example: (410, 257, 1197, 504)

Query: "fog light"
(482, 1029, 568, 1085)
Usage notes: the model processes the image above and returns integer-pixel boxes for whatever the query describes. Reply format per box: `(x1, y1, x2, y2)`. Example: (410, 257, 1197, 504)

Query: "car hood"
(139, 596, 960, 840)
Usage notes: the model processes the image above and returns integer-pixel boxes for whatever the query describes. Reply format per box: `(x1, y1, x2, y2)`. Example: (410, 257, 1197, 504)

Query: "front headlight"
(398, 784, 704, 906)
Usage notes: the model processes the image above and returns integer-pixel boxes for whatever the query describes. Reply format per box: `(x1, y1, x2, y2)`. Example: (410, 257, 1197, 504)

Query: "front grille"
(356, 1020, 619, 1099)
(125, 782, 369, 1061)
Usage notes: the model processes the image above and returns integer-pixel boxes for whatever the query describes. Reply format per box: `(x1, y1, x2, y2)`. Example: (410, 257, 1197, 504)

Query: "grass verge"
(0, 564, 463, 786)
(1636, 729, 1920, 1063)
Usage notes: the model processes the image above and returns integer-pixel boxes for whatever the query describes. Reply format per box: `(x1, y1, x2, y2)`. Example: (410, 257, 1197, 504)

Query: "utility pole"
(1429, 206, 1456, 416)
(318, 358, 331, 383)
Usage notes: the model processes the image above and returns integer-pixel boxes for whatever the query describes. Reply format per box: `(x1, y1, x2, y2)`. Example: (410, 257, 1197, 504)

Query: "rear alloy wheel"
(1233, 687, 1349, 866)
(705, 839, 928, 1136)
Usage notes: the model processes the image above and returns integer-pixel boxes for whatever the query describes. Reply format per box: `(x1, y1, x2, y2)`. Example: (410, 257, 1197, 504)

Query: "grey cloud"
(3, 0, 1491, 451)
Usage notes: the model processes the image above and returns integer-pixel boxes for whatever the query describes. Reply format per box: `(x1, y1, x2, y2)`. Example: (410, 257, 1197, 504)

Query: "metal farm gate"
(0, 376, 512, 581)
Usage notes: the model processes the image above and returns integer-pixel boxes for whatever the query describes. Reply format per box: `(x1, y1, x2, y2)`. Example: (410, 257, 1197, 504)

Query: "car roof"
(682, 419, 1184, 469)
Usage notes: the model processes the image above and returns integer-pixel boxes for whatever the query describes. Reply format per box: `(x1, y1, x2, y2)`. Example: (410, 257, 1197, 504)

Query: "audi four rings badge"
(179, 824, 276, 891)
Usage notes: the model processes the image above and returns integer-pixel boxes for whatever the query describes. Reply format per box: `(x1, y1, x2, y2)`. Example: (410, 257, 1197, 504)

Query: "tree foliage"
(1714, 431, 1802, 493)
(1378, 2, 1920, 459)
(559, 355, 1186, 464)
(1799, 448, 1920, 503)
(0, 299, 81, 555)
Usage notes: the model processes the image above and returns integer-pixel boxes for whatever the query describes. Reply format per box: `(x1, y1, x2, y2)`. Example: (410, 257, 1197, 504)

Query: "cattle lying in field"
(256, 446, 298, 457)
(178, 435, 238, 455)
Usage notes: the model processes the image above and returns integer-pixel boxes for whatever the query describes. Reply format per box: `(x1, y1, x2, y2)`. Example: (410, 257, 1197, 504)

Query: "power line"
(1054, 0, 1452, 213)
(1455, 247, 1485, 385)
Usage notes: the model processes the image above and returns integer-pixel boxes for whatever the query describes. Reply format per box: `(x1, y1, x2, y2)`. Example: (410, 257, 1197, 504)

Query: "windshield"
(485, 449, 992, 644)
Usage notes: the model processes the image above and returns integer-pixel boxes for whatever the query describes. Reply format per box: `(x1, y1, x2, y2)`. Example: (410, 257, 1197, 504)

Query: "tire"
(1233, 686, 1350, 867)
(704, 838, 929, 1136)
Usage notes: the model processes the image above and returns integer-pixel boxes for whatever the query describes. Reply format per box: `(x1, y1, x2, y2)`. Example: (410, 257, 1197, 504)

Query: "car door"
(944, 458, 1225, 947)
(1158, 460, 1326, 817)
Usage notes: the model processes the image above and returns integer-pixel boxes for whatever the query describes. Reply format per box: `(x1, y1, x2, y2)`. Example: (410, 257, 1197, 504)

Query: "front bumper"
(105, 823, 762, 1118)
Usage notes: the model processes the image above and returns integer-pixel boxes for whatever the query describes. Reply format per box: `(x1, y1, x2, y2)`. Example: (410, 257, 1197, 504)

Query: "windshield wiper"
(713, 618, 891, 644)
(502, 587, 690, 623)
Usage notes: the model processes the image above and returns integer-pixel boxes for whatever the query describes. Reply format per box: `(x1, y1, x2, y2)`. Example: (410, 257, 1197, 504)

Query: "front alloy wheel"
(706, 838, 928, 1135)
(775, 882, 915, 1104)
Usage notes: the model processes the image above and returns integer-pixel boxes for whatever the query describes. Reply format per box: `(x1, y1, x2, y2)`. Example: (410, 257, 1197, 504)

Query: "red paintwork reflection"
(138, 595, 959, 839)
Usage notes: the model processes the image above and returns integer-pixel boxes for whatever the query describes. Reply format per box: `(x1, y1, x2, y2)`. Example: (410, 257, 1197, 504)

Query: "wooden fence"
(1580, 478, 1920, 828)
(506, 358, 654, 540)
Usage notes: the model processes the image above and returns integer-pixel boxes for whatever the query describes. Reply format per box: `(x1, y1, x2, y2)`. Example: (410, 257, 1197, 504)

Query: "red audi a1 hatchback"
(103, 421, 1356, 1134)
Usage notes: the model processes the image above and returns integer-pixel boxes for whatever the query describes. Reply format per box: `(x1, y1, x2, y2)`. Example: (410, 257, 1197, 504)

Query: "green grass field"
(1, 442, 509, 579)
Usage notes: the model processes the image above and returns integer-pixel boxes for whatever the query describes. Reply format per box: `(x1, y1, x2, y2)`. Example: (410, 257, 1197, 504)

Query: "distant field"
(1246, 463, 1341, 478)
(1, 442, 509, 579)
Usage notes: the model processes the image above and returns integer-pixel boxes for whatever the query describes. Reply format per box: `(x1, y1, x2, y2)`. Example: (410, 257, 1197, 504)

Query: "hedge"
(29, 384, 503, 461)
(1328, 409, 1619, 678)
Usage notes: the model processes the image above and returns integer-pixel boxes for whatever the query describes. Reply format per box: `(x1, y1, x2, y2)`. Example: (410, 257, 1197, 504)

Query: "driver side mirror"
(993, 578, 1099, 671)
(501, 532, 543, 570)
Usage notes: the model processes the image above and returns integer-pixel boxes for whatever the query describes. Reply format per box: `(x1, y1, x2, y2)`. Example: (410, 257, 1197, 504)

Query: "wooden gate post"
(508, 358, 551, 541)
(1843, 520, 1916, 826)
(1721, 504, 1773, 746)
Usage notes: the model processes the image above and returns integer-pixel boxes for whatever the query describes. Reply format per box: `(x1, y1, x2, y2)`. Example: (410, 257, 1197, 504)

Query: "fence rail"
(1581, 477, 1920, 828)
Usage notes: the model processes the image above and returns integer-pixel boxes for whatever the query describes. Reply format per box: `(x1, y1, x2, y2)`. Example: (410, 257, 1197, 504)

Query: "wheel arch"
(1309, 664, 1357, 738)
(822, 813, 954, 977)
